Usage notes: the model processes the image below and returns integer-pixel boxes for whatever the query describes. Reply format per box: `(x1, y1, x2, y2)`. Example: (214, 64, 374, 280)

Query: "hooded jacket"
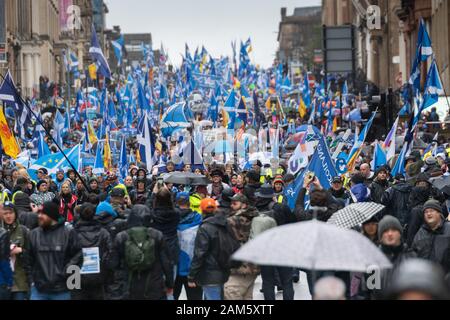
(73, 219, 112, 288)
(149, 206, 180, 265)
(176, 208, 202, 277)
(111, 205, 174, 300)
(13, 191, 38, 230)
(25, 222, 82, 293)
(188, 214, 231, 286)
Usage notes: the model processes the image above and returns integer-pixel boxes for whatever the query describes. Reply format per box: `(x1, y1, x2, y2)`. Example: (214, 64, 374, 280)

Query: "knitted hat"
(37, 180, 48, 190)
(415, 173, 431, 185)
(95, 201, 118, 218)
(273, 175, 284, 185)
(423, 200, 443, 214)
(41, 201, 62, 222)
(378, 215, 403, 239)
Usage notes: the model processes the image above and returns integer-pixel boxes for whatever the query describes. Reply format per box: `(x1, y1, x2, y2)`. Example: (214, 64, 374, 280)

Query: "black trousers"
(174, 275, 203, 300)
(260, 266, 294, 300)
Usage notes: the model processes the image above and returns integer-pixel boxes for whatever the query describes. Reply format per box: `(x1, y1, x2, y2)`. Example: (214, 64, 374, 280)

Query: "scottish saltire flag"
(180, 139, 206, 171)
(89, 24, 111, 79)
(160, 102, 193, 138)
(0, 70, 32, 140)
(409, 19, 433, 93)
(418, 18, 433, 62)
(112, 35, 124, 67)
(421, 59, 444, 111)
(137, 114, 156, 173)
(235, 97, 248, 127)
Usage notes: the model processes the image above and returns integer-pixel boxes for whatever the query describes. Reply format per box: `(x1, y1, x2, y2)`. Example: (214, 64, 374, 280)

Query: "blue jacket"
(177, 209, 202, 276)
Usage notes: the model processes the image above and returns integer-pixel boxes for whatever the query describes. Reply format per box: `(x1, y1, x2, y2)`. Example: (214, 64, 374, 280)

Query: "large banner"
(59, 0, 74, 33)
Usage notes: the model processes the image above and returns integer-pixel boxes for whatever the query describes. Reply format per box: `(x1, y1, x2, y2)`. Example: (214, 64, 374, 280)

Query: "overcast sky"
(106, 0, 322, 68)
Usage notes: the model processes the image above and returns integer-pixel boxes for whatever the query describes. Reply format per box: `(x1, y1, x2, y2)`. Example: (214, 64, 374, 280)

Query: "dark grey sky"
(106, 0, 321, 68)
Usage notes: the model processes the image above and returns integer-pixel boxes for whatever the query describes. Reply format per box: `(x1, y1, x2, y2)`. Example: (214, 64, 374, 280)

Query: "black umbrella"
(431, 176, 450, 196)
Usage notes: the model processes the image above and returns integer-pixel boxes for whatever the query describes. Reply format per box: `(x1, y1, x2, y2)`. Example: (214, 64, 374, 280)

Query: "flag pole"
(0, 72, 91, 192)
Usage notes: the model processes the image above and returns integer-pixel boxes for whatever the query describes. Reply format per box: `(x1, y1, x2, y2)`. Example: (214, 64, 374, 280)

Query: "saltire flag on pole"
(421, 59, 444, 111)
(89, 23, 111, 79)
(112, 35, 124, 67)
(346, 111, 377, 171)
(137, 114, 156, 173)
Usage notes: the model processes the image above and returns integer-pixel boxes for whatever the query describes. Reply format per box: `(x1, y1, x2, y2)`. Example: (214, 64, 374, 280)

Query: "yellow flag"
(332, 115, 338, 132)
(265, 97, 272, 110)
(222, 109, 229, 128)
(87, 121, 98, 145)
(88, 63, 97, 80)
(298, 98, 307, 118)
(0, 108, 20, 159)
(136, 148, 141, 164)
(103, 136, 112, 171)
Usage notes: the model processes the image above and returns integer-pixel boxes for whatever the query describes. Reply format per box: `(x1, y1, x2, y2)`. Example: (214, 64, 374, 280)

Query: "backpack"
(214, 222, 241, 270)
(124, 227, 156, 272)
(249, 214, 277, 240)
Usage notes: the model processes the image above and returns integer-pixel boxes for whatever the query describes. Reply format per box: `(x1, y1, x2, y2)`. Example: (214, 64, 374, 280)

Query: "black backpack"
(214, 222, 241, 270)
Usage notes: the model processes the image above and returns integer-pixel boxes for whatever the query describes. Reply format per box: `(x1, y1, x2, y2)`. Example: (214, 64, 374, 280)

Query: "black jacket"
(18, 211, 39, 230)
(188, 214, 231, 286)
(381, 182, 413, 225)
(73, 220, 113, 288)
(25, 223, 83, 293)
(149, 206, 180, 264)
(370, 179, 390, 204)
(412, 220, 450, 272)
(111, 227, 174, 300)
(95, 212, 127, 240)
(379, 244, 416, 292)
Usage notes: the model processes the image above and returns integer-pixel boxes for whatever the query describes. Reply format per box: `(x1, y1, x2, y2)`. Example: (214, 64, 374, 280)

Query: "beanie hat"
(41, 201, 62, 222)
(12, 192, 31, 210)
(378, 215, 403, 239)
(95, 201, 118, 218)
(37, 180, 48, 190)
(423, 200, 443, 214)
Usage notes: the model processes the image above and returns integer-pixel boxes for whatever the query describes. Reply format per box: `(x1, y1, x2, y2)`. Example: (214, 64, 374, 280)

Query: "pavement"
(178, 272, 312, 301)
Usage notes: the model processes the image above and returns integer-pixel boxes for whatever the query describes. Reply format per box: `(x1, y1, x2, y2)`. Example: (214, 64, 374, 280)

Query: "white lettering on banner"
(317, 141, 333, 185)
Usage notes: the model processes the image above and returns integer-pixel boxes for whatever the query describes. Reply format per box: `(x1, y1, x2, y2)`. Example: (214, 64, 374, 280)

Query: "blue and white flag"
(137, 114, 156, 173)
(119, 136, 128, 179)
(421, 59, 444, 111)
(112, 35, 124, 67)
(89, 24, 111, 79)
(29, 144, 80, 175)
(285, 134, 337, 210)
